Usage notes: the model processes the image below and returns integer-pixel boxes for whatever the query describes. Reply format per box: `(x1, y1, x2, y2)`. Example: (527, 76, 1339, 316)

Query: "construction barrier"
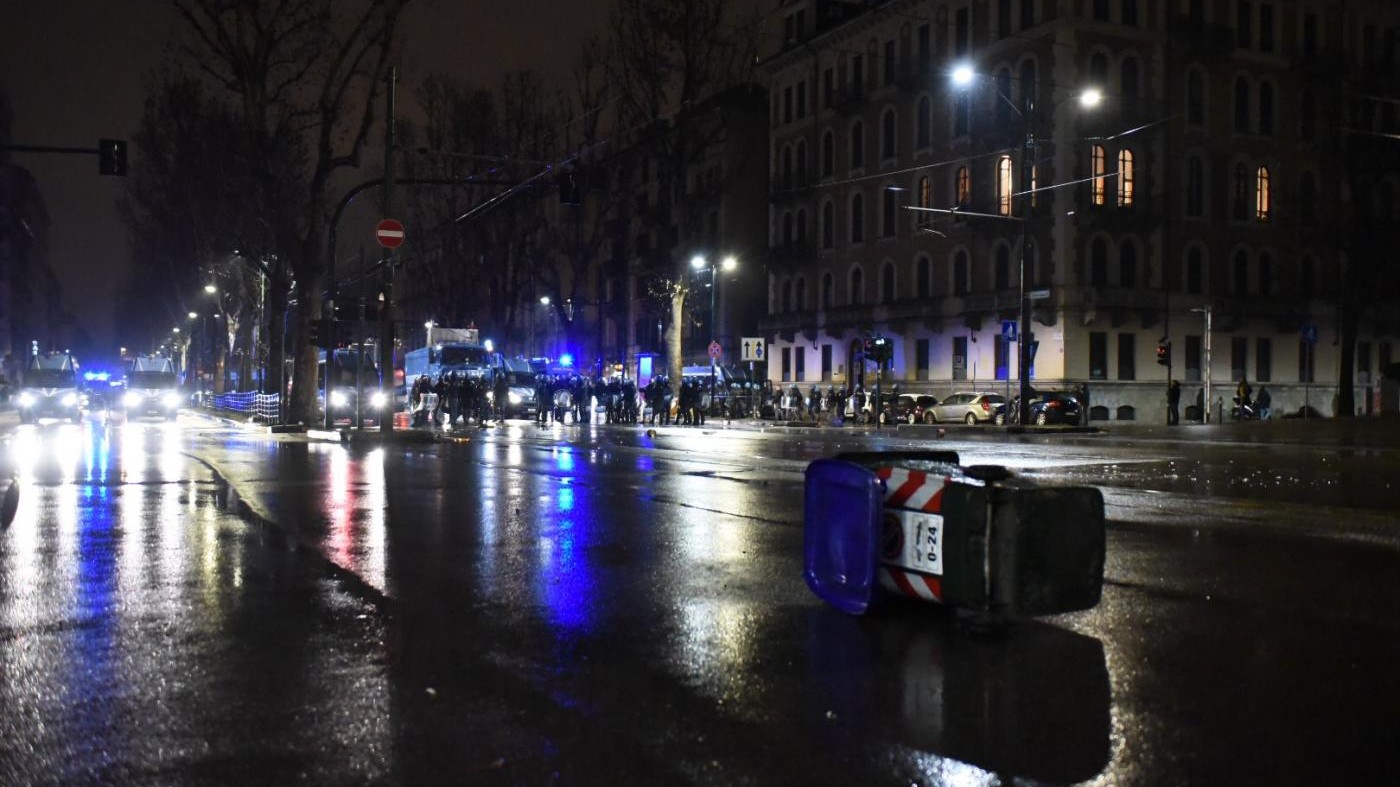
(804, 451, 1105, 619)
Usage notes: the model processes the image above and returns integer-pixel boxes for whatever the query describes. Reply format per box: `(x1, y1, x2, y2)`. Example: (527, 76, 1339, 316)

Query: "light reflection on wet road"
(5, 415, 1400, 784)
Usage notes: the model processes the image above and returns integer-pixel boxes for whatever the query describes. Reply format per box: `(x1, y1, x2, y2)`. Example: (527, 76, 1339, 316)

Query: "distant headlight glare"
(163, 392, 181, 409)
(330, 391, 349, 408)
(508, 392, 522, 404)
(61, 393, 79, 407)
(370, 392, 388, 409)
(124, 392, 143, 408)
(17, 392, 35, 408)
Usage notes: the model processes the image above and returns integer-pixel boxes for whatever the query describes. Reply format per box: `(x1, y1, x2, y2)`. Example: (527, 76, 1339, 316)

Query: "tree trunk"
(289, 272, 322, 424)
(667, 287, 685, 386)
(1337, 297, 1359, 418)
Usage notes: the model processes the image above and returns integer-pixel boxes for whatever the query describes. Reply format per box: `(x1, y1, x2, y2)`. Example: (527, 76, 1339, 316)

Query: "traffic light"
(557, 168, 582, 204)
(1156, 340, 1171, 366)
(871, 335, 892, 362)
(98, 139, 127, 176)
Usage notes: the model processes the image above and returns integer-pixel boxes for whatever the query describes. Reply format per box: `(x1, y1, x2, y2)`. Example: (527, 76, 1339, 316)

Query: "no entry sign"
(375, 218, 405, 249)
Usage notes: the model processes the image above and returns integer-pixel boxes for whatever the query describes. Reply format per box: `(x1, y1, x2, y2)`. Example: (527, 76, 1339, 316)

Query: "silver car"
(927, 391, 1006, 425)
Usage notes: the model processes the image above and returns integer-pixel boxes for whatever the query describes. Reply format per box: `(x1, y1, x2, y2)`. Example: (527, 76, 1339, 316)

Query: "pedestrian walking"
(1167, 379, 1181, 426)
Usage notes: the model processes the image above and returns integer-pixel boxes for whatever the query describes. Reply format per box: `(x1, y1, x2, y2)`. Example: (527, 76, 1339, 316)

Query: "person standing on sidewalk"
(1168, 379, 1181, 426)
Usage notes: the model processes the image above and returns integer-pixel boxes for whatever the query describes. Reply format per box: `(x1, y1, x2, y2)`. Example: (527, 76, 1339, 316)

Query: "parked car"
(994, 391, 1083, 425)
(888, 393, 941, 424)
(926, 392, 1006, 424)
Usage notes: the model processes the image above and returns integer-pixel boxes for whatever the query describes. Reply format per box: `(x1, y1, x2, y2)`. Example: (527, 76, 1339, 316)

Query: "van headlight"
(62, 393, 79, 407)
(508, 392, 522, 404)
(330, 391, 349, 408)
(370, 391, 388, 409)
(163, 392, 182, 409)
(124, 391, 143, 408)
(17, 392, 35, 408)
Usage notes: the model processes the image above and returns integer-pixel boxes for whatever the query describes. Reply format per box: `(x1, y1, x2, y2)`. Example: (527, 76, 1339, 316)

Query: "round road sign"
(708, 341, 723, 360)
(376, 218, 405, 249)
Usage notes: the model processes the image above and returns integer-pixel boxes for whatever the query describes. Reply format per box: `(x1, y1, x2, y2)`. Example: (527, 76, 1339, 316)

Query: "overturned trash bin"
(804, 451, 1105, 619)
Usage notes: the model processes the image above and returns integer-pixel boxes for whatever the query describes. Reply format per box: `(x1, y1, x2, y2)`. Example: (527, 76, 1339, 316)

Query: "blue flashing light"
(559, 353, 574, 368)
(83, 371, 111, 383)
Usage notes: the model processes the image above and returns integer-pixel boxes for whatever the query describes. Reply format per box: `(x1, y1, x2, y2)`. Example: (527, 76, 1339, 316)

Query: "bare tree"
(168, 0, 408, 422)
(605, 0, 763, 386)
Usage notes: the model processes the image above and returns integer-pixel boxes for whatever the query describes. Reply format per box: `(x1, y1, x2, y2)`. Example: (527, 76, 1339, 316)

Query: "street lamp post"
(952, 67, 1101, 426)
(690, 254, 738, 413)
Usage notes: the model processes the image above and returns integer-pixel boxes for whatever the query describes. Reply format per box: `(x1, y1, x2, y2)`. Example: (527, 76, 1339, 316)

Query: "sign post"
(1302, 323, 1318, 419)
(741, 338, 766, 419)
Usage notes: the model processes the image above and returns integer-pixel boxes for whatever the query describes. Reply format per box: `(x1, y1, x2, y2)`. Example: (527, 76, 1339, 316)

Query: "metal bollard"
(803, 451, 1105, 619)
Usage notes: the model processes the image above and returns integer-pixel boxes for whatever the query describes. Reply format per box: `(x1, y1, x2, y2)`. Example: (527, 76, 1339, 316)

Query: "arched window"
(1258, 82, 1275, 136)
(1256, 166, 1272, 221)
(1117, 149, 1135, 206)
(1091, 237, 1109, 286)
(1089, 52, 1109, 86)
(1019, 60, 1037, 111)
(953, 250, 970, 295)
(880, 261, 896, 303)
(916, 96, 931, 148)
(795, 139, 808, 184)
(1120, 240, 1138, 288)
(822, 271, 835, 308)
(996, 155, 1014, 215)
(850, 267, 865, 305)
(1121, 55, 1139, 100)
(1299, 255, 1316, 295)
(851, 120, 865, 168)
(954, 92, 970, 136)
(821, 200, 834, 248)
(996, 68, 1014, 125)
(1186, 156, 1205, 216)
(1233, 163, 1250, 220)
(1234, 77, 1250, 132)
(916, 255, 932, 298)
(917, 176, 931, 228)
(1187, 69, 1204, 126)
(781, 278, 793, 312)
(851, 193, 865, 242)
(1300, 90, 1316, 141)
(955, 166, 971, 206)
(783, 212, 794, 244)
(796, 209, 808, 242)
(781, 146, 794, 190)
(1258, 252, 1273, 295)
(1233, 250, 1249, 294)
(881, 108, 897, 159)
(1091, 145, 1107, 205)
(821, 131, 835, 177)
(1186, 247, 1204, 294)
(882, 186, 897, 237)
(795, 277, 807, 310)
(1300, 172, 1317, 226)
(995, 245, 1011, 290)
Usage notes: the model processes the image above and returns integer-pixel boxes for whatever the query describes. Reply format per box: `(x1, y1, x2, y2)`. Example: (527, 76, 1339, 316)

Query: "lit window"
(1031, 163, 1039, 209)
(1091, 145, 1107, 205)
(1256, 166, 1272, 221)
(1117, 149, 1135, 207)
(917, 176, 931, 227)
(956, 166, 971, 206)
(996, 155, 1014, 215)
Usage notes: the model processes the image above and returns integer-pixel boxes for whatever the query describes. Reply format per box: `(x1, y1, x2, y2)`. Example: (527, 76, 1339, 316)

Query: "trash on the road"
(803, 451, 1105, 620)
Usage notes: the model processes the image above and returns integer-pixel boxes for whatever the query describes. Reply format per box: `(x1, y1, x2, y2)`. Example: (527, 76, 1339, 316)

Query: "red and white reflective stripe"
(875, 467, 945, 513)
(879, 566, 944, 602)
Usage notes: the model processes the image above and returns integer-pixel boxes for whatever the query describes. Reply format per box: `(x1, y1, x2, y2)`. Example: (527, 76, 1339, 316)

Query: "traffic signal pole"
(379, 66, 398, 434)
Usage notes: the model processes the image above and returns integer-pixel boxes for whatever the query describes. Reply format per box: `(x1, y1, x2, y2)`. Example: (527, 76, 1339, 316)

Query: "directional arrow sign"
(742, 337, 766, 362)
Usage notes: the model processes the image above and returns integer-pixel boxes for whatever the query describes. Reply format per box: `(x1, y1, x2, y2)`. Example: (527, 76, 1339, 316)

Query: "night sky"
(0, 0, 613, 346)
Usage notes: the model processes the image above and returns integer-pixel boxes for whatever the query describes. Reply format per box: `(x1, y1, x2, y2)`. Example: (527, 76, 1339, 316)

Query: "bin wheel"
(923, 412, 936, 425)
(1035, 412, 1048, 425)
(964, 413, 977, 425)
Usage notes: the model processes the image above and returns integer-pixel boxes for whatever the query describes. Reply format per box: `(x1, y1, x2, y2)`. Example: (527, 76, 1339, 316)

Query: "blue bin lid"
(804, 459, 883, 615)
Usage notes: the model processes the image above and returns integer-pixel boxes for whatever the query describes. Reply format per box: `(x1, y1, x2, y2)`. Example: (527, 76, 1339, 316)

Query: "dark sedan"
(995, 391, 1083, 425)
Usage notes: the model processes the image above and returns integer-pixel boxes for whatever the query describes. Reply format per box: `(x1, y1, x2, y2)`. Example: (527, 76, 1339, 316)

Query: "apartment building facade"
(760, 0, 1400, 420)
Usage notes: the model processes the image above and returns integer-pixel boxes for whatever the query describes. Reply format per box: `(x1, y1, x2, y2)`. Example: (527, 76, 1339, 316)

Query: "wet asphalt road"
(2, 414, 1400, 785)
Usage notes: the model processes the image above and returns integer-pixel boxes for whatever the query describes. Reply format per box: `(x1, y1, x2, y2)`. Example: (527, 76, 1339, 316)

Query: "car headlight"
(62, 393, 79, 407)
(508, 392, 522, 404)
(124, 391, 143, 408)
(370, 391, 388, 409)
(330, 391, 349, 408)
(17, 392, 35, 408)
(163, 392, 182, 409)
